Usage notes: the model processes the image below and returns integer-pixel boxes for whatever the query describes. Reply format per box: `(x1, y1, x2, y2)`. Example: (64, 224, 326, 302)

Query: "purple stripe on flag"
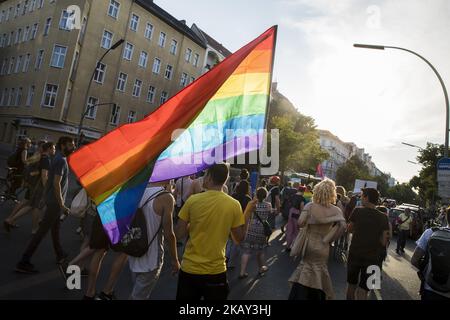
(150, 134, 263, 182)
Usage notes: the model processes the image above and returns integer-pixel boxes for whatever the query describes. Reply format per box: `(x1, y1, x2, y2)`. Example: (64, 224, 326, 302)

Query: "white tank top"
(128, 187, 165, 273)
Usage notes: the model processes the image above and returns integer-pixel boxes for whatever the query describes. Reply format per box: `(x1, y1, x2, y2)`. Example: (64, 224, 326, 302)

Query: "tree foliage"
(386, 183, 419, 205)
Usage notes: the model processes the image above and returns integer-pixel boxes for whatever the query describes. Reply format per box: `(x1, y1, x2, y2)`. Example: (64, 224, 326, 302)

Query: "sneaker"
(401, 248, 405, 253)
(396, 249, 401, 255)
(96, 291, 117, 300)
(15, 261, 38, 274)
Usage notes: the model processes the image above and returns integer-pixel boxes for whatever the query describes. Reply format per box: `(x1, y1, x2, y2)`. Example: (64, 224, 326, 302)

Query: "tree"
(335, 155, 372, 192)
(386, 183, 418, 205)
(267, 90, 328, 178)
(409, 143, 445, 206)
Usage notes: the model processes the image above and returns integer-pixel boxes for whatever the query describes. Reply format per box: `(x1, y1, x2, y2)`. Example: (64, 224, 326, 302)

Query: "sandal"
(258, 266, 268, 276)
(238, 273, 249, 279)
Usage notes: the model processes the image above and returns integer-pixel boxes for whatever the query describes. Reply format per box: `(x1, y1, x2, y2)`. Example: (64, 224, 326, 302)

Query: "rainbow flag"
(68, 26, 277, 244)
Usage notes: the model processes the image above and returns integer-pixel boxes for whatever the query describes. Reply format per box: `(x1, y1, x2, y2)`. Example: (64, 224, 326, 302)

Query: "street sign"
(437, 158, 450, 203)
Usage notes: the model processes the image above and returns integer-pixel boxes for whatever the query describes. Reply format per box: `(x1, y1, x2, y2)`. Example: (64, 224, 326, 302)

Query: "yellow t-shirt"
(398, 213, 412, 231)
(178, 190, 244, 275)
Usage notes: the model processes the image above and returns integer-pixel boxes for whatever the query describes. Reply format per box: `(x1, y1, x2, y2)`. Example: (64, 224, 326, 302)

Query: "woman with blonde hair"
(288, 179, 346, 300)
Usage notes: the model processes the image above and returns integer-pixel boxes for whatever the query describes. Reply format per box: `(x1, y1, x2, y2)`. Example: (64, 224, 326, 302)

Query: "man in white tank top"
(128, 180, 180, 300)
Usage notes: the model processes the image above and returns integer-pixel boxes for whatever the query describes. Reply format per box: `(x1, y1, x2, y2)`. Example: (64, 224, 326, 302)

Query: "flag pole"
(259, 25, 278, 180)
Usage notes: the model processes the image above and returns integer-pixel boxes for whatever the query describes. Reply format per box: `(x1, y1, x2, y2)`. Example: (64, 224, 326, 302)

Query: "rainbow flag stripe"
(68, 26, 277, 244)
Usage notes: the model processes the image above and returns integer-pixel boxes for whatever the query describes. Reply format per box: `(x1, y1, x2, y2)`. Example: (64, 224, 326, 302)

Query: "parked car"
(388, 206, 423, 239)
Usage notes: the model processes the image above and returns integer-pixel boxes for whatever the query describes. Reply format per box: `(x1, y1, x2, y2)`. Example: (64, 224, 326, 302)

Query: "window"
(15, 87, 23, 106)
(51, 45, 67, 68)
(8, 7, 12, 21)
(15, 56, 22, 73)
(23, 1, 29, 15)
(35, 49, 44, 70)
(127, 111, 136, 123)
(108, 0, 120, 19)
(130, 14, 139, 31)
(85, 97, 98, 119)
(8, 31, 13, 46)
(37, 0, 44, 9)
(144, 23, 153, 40)
(24, 26, 30, 41)
(8, 58, 15, 74)
(158, 32, 166, 47)
(42, 84, 58, 107)
(189, 76, 195, 84)
(185, 48, 192, 62)
(164, 64, 173, 80)
(15, 4, 20, 18)
(123, 42, 134, 61)
(146, 86, 155, 103)
(193, 53, 200, 67)
(160, 91, 168, 104)
(71, 51, 79, 80)
(0, 11, 4, 23)
(59, 10, 72, 30)
(1, 59, 7, 75)
(180, 73, 188, 87)
(138, 51, 148, 68)
(152, 58, 161, 74)
(44, 18, 51, 36)
(93, 62, 106, 83)
(79, 17, 87, 43)
(8, 89, 15, 106)
(23, 54, 31, 72)
(30, 0, 36, 12)
(101, 30, 113, 49)
(132, 79, 142, 97)
(26, 85, 35, 106)
(16, 29, 22, 44)
(116, 72, 127, 91)
(1, 89, 8, 106)
(30, 23, 38, 40)
(170, 40, 178, 55)
(110, 104, 121, 125)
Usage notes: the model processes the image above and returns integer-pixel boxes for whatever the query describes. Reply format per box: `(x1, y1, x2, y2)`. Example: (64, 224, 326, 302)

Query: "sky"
(158, 0, 450, 183)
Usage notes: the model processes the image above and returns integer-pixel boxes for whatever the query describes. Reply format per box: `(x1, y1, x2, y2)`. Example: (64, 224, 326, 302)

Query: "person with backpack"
(396, 208, 413, 255)
(4, 142, 55, 234)
(239, 187, 272, 279)
(128, 180, 180, 300)
(411, 206, 450, 300)
(280, 182, 297, 233)
(266, 176, 281, 230)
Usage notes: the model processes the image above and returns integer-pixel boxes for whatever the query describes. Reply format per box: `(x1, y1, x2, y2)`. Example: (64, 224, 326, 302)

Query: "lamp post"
(402, 142, 424, 151)
(78, 39, 124, 146)
(77, 102, 116, 145)
(354, 44, 449, 158)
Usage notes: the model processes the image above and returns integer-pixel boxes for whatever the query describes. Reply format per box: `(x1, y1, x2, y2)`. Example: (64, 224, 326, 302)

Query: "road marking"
(374, 289, 383, 300)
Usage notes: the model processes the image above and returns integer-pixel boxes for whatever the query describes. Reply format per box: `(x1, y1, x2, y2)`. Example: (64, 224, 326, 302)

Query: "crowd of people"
(1, 140, 450, 300)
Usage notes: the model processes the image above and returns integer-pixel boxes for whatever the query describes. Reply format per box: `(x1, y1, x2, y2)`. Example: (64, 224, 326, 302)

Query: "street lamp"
(78, 38, 125, 146)
(408, 160, 419, 165)
(354, 43, 450, 158)
(402, 142, 424, 151)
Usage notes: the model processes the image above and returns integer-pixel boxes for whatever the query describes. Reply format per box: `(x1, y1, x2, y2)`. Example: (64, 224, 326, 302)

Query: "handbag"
(254, 211, 273, 238)
(290, 204, 312, 259)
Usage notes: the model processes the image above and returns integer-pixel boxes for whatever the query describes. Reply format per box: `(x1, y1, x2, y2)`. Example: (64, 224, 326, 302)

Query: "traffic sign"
(437, 158, 450, 203)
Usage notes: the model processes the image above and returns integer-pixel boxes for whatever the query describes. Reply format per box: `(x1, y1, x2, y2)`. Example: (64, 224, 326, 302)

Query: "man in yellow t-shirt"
(396, 208, 413, 255)
(175, 163, 248, 300)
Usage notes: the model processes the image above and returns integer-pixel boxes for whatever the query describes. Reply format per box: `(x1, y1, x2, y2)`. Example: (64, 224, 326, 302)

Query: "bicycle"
(0, 167, 25, 204)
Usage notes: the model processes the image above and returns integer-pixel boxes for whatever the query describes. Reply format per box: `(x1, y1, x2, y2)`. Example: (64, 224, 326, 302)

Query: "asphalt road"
(0, 198, 421, 300)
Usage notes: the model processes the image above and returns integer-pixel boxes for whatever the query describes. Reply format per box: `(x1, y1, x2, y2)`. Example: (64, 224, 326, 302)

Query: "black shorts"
(347, 255, 382, 291)
(176, 270, 229, 301)
(89, 214, 112, 250)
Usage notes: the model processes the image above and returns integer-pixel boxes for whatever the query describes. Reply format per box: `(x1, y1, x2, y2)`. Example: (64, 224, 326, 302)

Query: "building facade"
(0, 0, 207, 145)
(318, 129, 353, 180)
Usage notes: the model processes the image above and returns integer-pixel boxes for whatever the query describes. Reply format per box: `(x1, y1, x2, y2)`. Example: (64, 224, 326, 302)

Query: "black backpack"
(424, 228, 450, 293)
(111, 189, 170, 257)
